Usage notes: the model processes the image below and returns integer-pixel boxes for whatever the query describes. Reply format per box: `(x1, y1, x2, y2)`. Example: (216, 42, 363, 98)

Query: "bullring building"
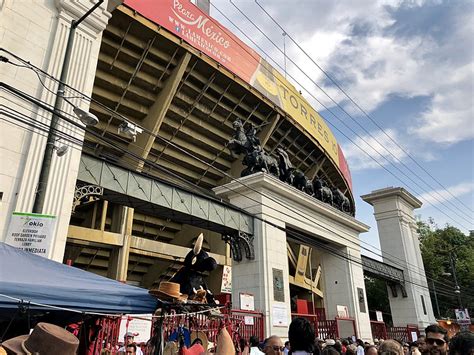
(1, 0, 435, 341)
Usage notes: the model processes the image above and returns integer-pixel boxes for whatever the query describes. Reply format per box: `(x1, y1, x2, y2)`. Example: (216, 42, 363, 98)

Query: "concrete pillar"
(0, 0, 111, 262)
(214, 173, 372, 340)
(108, 206, 134, 282)
(321, 246, 371, 340)
(361, 187, 436, 329)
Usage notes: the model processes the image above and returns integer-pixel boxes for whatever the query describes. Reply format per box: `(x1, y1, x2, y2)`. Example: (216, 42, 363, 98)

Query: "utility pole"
(32, 0, 103, 213)
(449, 252, 463, 309)
(432, 279, 441, 319)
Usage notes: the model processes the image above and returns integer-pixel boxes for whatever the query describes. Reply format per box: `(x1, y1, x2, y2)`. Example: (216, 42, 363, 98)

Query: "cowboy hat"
(2, 322, 79, 355)
(190, 331, 209, 352)
(149, 281, 188, 301)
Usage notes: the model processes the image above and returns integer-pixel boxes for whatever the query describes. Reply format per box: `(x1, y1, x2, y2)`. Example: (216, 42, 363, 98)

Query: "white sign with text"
(6, 212, 56, 258)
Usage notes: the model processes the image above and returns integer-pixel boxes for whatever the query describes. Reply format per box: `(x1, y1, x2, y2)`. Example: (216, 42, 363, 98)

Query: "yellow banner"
(250, 58, 339, 165)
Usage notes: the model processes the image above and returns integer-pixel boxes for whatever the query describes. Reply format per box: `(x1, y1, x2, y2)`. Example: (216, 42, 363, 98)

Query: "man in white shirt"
(250, 335, 264, 355)
(118, 332, 143, 355)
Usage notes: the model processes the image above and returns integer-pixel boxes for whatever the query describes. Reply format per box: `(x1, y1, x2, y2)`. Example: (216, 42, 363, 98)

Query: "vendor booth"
(0, 242, 158, 353)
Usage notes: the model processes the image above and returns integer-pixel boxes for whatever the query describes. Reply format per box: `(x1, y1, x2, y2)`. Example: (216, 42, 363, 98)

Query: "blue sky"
(210, 0, 474, 257)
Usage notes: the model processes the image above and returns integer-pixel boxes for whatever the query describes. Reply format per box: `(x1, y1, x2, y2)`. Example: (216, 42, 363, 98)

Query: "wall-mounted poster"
(357, 287, 366, 313)
(6, 212, 57, 258)
(239, 293, 255, 311)
(272, 304, 288, 327)
(273, 268, 285, 302)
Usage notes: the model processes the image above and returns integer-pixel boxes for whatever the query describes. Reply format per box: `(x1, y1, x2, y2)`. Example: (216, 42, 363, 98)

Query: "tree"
(364, 276, 393, 326)
(417, 219, 474, 319)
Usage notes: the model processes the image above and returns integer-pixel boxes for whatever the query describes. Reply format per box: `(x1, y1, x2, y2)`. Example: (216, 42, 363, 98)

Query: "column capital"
(55, 0, 111, 35)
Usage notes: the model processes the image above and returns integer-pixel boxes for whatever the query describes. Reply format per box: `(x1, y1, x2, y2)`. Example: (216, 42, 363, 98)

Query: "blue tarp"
(0, 242, 158, 314)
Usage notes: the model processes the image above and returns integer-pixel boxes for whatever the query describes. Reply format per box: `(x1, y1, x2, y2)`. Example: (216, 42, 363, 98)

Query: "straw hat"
(190, 331, 209, 352)
(2, 322, 79, 355)
(215, 327, 235, 355)
(163, 341, 179, 355)
(149, 281, 188, 301)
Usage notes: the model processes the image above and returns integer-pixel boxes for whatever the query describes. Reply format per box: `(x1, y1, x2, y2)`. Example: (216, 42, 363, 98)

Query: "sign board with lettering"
(220, 265, 232, 294)
(123, 0, 353, 191)
(5, 212, 56, 258)
(376, 310, 383, 322)
(239, 293, 255, 311)
(119, 314, 153, 344)
(455, 308, 471, 325)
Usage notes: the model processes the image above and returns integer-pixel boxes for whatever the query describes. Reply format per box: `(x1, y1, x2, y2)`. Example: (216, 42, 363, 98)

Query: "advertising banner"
(5, 212, 56, 258)
(124, 0, 352, 190)
(220, 265, 232, 294)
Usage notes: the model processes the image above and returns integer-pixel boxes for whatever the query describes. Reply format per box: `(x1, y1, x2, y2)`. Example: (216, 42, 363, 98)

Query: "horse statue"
(276, 147, 294, 184)
(331, 187, 351, 214)
(313, 178, 333, 205)
(291, 170, 314, 196)
(242, 146, 280, 177)
(228, 119, 251, 156)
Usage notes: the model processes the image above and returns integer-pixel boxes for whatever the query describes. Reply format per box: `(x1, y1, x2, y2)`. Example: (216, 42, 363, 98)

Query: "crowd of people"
(238, 319, 473, 355)
(1, 318, 472, 354)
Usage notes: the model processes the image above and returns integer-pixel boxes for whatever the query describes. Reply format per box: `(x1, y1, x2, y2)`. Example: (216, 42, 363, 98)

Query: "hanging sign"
(220, 265, 232, 294)
(272, 304, 288, 327)
(5, 212, 56, 258)
(119, 314, 153, 344)
(239, 293, 255, 311)
(455, 308, 471, 325)
(376, 310, 383, 322)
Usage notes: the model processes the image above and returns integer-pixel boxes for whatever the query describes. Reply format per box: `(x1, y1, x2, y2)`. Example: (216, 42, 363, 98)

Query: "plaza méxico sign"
(124, 0, 352, 191)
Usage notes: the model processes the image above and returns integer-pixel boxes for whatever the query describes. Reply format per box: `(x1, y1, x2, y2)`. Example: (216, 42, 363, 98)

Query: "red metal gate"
(370, 320, 387, 340)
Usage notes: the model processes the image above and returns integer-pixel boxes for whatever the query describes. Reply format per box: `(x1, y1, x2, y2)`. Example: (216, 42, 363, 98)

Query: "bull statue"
(314, 178, 333, 205)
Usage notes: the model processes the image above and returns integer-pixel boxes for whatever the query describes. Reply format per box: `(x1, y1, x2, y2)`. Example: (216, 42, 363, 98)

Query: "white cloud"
(417, 181, 474, 207)
(341, 129, 408, 171)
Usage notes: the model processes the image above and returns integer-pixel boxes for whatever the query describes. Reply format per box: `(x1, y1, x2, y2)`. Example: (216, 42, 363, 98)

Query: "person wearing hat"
(2, 322, 79, 355)
(118, 332, 143, 355)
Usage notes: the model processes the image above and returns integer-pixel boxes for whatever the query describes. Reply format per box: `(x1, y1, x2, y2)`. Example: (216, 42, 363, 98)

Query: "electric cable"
(2, 62, 469, 296)
(5, 48, 472, 229)
(4, 89, 471, 300)
(2, 50, 471, 295)
(211, 1, 473, 227)
(253, 0, 474, 215)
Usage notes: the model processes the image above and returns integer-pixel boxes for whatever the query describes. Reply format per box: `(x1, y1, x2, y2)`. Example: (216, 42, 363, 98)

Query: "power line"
(213, 1, 473, 227)
(3, 46, 472, 295)
(4, 86, 471, 300)
(2, 52, 470, 294)
(252, 0, 474, 216)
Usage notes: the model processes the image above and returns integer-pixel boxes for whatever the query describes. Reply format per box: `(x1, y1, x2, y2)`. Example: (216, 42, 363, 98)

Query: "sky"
(208, 0, 474, 258)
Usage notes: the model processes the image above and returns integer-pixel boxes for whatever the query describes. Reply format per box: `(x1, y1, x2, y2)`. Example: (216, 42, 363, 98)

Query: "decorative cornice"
(214, 172, 370, 233)
(55, 0, 112, 34)
(361, 187, 422, 209)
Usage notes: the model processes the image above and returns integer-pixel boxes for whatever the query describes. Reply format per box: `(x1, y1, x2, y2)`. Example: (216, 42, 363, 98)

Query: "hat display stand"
(147, 299, 227, 355)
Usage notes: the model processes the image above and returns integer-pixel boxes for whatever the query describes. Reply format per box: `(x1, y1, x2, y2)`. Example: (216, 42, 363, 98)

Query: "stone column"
(361, 188, 436, 329)
(0, 0, 111, 262)
(215, 173, 371, 340)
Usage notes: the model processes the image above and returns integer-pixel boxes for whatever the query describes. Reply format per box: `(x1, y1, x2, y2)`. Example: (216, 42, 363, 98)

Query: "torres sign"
(124, 0, 352, 190)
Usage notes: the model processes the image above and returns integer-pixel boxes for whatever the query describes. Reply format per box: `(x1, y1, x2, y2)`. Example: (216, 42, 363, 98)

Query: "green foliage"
(364, 276, 393, 326)
(417, 218, 474, 318)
